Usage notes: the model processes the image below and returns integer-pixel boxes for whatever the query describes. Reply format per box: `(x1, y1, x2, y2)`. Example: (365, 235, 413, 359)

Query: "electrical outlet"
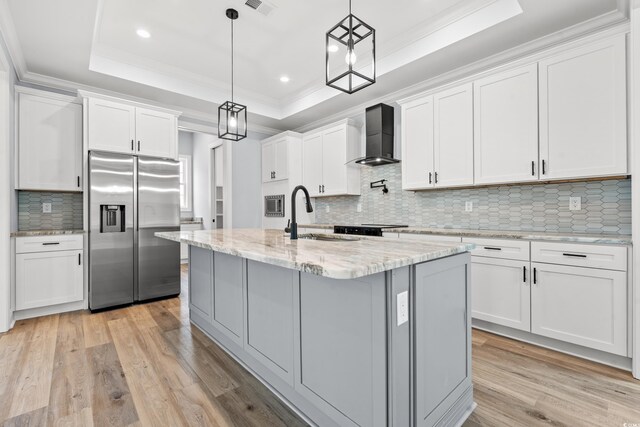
(569, 197, 582, 211)
(356, 203, 362, 213)
(42, 203, 52, 213)
(465, 201, 473, 212)
(397, 291, 409, 326)
(325, 205, 330, 213)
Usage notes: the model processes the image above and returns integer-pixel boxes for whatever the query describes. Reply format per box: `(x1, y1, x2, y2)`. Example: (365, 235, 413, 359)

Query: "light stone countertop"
(299, 224, 632, 245)
(156, 228, 473, 279)
(11, 229, 85, 237)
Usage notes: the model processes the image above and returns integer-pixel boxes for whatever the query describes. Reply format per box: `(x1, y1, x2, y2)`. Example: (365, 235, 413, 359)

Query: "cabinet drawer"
(462, 238, 529, 261)
(531, 242, 627, 271)
(16, 234, 84, 254)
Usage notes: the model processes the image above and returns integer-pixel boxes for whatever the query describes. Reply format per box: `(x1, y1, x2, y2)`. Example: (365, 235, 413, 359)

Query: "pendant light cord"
(231, 17, 234, 103)
(349, 0, 352, 14)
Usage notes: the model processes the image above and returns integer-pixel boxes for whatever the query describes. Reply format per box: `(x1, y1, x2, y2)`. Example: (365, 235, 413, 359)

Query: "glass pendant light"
(326, 0, 376, 94)
(218, 8, 247, 141)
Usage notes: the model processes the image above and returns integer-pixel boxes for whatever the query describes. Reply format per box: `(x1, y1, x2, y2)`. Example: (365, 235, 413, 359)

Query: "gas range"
(333, 224, 408, 237)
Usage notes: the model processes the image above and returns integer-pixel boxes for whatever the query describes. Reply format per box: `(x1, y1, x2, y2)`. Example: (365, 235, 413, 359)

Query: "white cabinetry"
(17, 88, 82, 191)
(401, 83, 473, 190)
(15, 235, 84, 311)
(302, 121, 360, 197)
(531, 241, 627, 356)
(473, 64, 539, 185)
(262, 137, 289, 182)
(539, 36, 627, 180)
(82, 92, 180, 159)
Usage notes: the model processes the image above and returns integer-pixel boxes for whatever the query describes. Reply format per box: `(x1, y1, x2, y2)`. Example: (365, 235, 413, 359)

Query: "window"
(179, 155, 192, 211)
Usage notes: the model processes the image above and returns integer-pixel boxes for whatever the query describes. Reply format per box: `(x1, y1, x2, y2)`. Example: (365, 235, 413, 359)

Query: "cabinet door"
(274, 138, 289, 181)
(401, 96, 434, 190)
(213, 252, 244, 345)
(261, 142, 276, 183)
(474, 64, 539, 185)
(135, 107, 177, 159)
(18, 94, 82, 191)
(539, 37, 627, 180)
(88, 98, 136, 154)
(302, 132, 324, 197)
(189, 246, 213, 321)
(434, 83, 474, 188)
(470, 257, 530, 331)
(414, 255, 471, 427)
(16, 250, 83, 310)
(245, 261, 295, 384)
(321, 125, 349, 196)
(531, 263, 627, 356)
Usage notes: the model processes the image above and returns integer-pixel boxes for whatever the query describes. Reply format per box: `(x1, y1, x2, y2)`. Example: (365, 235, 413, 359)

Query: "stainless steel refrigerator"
(88, 151, 181, 310)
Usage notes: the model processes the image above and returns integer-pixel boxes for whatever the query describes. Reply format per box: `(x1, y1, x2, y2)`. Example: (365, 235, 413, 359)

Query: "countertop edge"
(11, 230, 86, 237)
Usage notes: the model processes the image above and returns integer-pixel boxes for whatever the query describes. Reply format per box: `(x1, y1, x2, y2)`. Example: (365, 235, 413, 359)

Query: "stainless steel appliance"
(264, 194, 285, 217)
(334, 224, 408, 237)
(89, 151, 180, 310)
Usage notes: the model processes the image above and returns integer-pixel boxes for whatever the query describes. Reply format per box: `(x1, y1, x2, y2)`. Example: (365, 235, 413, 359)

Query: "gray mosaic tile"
(17, 191, 83, 231)
(314, 163, 631, 235)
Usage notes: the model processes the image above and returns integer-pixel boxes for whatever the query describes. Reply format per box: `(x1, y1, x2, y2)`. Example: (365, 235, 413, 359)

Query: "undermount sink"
(296, 233, 361, 242)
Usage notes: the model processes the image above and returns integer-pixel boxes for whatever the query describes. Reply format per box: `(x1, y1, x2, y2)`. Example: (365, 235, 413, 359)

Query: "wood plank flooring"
(0, 265, 638, 426)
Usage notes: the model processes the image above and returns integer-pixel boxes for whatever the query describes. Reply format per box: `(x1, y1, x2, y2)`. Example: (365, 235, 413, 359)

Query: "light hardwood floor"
(0, 265, 638, 426)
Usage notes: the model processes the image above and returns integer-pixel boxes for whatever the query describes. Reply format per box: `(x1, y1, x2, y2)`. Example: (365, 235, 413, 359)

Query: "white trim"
(630, 0, 640, 380)
(0, 0, 26, 77)
(0, 43, 11, 333)
(77, 89, 181, 116)
(14, 85, 80, 104)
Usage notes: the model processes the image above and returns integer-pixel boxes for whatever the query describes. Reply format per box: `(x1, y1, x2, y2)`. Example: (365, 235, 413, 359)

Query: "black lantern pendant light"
(218, 8, 247, 141)
(326, 0, 376, 94)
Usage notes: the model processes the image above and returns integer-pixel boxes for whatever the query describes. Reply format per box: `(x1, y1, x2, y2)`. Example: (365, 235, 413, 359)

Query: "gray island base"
(157, 229, 475, 427)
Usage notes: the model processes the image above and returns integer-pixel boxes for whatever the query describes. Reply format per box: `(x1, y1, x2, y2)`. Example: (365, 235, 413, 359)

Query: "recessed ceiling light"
(327, 45, 339, 53)
(280, 76, 290, 83)
(136, 29, 151, 39)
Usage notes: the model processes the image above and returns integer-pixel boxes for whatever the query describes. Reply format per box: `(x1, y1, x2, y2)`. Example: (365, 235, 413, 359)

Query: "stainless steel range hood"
(355, 103, 399, 166)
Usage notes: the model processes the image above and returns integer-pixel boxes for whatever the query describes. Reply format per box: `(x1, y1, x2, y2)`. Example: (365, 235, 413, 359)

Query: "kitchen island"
(156, 229, 475, 427)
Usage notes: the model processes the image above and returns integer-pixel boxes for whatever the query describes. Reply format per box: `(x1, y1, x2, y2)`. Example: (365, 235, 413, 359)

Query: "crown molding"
(0, 0, 26, 78)
(15, 85, 80, 104)
(294, 12, 630, 133)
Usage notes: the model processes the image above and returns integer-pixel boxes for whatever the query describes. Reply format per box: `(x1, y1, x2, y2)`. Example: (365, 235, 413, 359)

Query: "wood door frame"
(631, 0, 640, 380)
(0, 40, 12, 332)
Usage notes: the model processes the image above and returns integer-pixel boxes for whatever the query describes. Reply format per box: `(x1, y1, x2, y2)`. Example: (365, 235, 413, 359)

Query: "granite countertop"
(181, 217, 204, 225)
(156, 229, 473, 279)
(299, 224, 631, 245)
(11, 229, 85, 237)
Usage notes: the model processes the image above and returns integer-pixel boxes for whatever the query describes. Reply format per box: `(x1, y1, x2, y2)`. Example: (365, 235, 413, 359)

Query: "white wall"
(192, 132, 217, 230)
(0, 30, 15, 332)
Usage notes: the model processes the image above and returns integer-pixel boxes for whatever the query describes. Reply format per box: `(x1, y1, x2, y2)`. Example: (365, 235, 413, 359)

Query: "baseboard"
(473, 319, 632, 371)
(13, 300, 86, 321)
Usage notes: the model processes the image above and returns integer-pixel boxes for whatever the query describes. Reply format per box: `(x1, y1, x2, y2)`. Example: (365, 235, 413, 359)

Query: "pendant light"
(218, 8, 247, 141)
(326, 0, 376, 94)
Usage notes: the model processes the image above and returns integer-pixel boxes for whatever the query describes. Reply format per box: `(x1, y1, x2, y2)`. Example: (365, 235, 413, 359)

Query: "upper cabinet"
(539, 37, 627, 180)
(262, 137, 289, 183)
(302, 121, 360, 197)
(400, 33, 627, 190)
(17, 88, 83, 192)
(401, 83, 473, 190)
(81, 91, 180, 160)
(473, 64, 539, 185)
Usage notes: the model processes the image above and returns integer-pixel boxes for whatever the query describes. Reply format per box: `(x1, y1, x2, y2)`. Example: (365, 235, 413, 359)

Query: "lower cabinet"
(213, 252, 244, 345)
(245, 261, 296, 385)
(16, 249, 83, 310)
(188, 246, 213, 321)
(414, 257, 471, 427)
(15, 235, 84, 311)
(297, 272, 388, 427)
(470, 257, 530, 331)
(531, 262, 627, 356)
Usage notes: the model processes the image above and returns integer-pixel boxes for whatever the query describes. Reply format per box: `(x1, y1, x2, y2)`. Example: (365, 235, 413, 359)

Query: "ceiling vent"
(244, 0, 276, 16)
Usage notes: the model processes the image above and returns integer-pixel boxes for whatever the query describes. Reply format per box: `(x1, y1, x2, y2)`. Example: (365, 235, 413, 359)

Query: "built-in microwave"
(265, 195, 285, 217)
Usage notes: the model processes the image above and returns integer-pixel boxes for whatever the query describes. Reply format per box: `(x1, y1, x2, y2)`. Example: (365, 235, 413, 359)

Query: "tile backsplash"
(314, 164, 631, 235)
(18, 191, 83, 231)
